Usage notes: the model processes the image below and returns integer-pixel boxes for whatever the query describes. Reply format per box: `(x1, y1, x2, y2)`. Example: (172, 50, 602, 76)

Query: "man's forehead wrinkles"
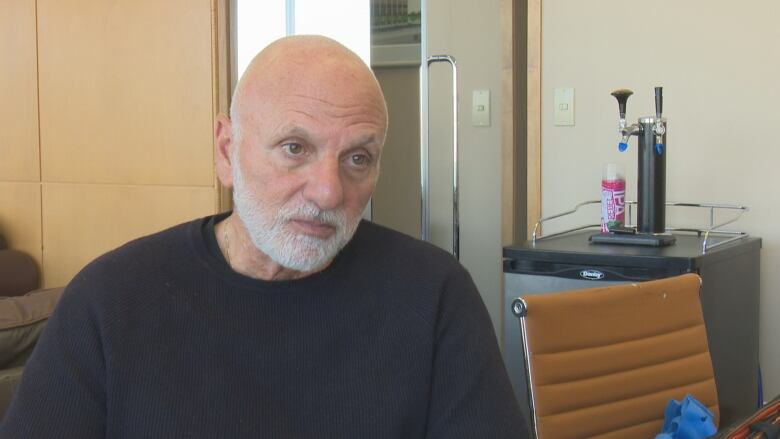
(270, 123, 313, 141)
(286, 93, 354, 109)
(278, 93, 381, 117)
(269, 96, 384, 128)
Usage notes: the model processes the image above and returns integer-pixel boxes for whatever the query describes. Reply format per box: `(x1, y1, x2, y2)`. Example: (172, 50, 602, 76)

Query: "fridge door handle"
(420, 54, 459, 260)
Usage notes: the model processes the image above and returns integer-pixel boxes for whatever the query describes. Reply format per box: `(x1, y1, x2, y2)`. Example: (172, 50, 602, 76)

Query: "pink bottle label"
(601, 179, 626, 233)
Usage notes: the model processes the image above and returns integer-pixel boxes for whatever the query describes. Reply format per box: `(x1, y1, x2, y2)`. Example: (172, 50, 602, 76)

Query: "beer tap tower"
(591, 87, 676, 246)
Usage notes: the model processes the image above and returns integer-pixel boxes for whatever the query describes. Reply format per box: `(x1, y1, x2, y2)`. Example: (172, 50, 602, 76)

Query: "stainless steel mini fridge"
(503, 230, 761, 427)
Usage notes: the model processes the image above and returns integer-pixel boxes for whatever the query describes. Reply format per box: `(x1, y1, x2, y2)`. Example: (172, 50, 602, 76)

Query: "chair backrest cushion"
(520, 273, 719, 439)
(0, 287, 64, 368)
(0, 250, 40, 297)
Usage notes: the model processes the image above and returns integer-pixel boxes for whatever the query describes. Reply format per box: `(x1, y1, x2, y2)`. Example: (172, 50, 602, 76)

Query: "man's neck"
(215, 214, 329, 281)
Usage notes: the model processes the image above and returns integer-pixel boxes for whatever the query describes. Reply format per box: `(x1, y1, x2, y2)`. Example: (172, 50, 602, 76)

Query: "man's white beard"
(231, 153, 361, 273)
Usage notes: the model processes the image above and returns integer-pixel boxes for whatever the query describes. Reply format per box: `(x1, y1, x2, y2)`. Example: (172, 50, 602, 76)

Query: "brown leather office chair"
(511, 273, 719, 438)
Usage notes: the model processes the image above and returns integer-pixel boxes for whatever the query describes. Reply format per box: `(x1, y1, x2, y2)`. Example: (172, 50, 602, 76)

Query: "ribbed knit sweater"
(1, 215, 526, 438)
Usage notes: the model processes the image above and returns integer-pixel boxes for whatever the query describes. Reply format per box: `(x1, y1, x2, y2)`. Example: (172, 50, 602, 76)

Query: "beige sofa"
(0, 287, 64, 417)
(0, 236, 64, 417)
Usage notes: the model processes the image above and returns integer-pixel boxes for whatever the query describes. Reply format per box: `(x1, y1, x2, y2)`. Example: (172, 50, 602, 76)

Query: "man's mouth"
(288, 218, 337, 239)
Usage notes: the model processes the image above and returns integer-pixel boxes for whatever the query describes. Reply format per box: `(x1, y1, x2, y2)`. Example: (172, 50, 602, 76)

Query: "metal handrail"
(420, 55, 459, 259)
(531, 201, 749, 253)
(531, 201, 600, 242)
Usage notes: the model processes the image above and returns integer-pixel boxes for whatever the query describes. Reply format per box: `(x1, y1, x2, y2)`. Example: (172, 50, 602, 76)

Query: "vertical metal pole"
(422, 55, 459, 259)
(418, 0, 459, 259)
(419, 0, 430, 243)
(452, 61, 458, 259)
(285, 0, 295, 35)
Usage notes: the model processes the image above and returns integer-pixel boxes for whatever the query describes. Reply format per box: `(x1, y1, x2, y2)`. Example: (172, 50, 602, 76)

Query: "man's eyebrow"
(349, 134, 381, 150)
(270, 124, 313, 142)
(270, 125, 381, 151)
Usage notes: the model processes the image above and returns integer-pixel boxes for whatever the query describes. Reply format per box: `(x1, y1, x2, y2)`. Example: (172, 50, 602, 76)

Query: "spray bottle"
(601, 163, 626, 233)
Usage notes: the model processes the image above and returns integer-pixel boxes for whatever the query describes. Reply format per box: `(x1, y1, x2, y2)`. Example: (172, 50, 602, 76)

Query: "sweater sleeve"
(424, 265, 529, 439)
(1, 278, 107, 438)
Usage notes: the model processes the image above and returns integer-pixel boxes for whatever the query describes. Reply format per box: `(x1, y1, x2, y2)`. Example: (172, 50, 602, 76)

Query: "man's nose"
(303, 157, 344, 211)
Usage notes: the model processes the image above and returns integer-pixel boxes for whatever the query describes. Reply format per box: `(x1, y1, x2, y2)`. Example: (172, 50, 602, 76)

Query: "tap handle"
(611, 89, 633, 119)
(654, 86, 663, 119)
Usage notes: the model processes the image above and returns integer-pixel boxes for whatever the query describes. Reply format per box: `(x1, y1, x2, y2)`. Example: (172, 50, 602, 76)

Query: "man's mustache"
(278, 203, 346, 229)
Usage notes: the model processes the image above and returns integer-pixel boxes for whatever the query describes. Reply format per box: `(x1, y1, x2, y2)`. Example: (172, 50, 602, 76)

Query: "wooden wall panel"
(37, 0, 215, 186)
(214, 0, 233, 212)
(0, 0, 40, 182)
(41, 183, 216, 287)
(501, 0, 515, 245)
(0, 183, 43, 271)
(527, 0, 541, 239)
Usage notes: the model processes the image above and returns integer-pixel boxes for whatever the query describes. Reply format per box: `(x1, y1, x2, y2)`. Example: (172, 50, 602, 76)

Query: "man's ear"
(215, 114, 234, 188)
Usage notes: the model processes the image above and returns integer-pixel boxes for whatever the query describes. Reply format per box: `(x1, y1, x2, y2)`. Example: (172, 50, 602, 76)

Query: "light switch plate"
(554, 87, 575, 126)
(472, 90, 490, 127)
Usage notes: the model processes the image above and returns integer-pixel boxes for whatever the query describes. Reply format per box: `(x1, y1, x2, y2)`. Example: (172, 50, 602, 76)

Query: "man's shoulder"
(348, 220, 469, 294)
(346, 221, 481, 331)
(353, 220, 458, 268)
(63, 217, 202, 302)
(89, 218, 197, 272)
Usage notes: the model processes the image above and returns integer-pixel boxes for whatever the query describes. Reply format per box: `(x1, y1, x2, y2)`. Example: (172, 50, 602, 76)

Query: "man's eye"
(350, 154, 370, 167)
(282, 143, 304, 155)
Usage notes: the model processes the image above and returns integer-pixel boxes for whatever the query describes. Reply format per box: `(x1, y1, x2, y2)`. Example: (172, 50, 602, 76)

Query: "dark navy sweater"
(2, 215, 526, 438)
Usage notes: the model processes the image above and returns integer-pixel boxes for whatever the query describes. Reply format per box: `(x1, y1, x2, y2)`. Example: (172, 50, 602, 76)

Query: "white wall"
(542, 0, 780, 398)
(427, 0, 505, 337)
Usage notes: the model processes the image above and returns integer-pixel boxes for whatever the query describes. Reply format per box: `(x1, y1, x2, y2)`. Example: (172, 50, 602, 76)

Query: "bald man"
(2, 36, 526, 438)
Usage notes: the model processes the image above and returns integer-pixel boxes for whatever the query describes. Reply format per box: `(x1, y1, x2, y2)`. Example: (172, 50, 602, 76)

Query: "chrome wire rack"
(532, 201, 749, 253)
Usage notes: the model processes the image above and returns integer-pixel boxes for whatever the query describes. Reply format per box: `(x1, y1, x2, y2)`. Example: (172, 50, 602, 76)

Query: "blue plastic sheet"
(655, 394, 717, 439)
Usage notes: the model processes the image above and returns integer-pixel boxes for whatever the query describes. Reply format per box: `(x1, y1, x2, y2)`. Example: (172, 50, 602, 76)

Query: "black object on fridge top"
(502, 230, 761, 428)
